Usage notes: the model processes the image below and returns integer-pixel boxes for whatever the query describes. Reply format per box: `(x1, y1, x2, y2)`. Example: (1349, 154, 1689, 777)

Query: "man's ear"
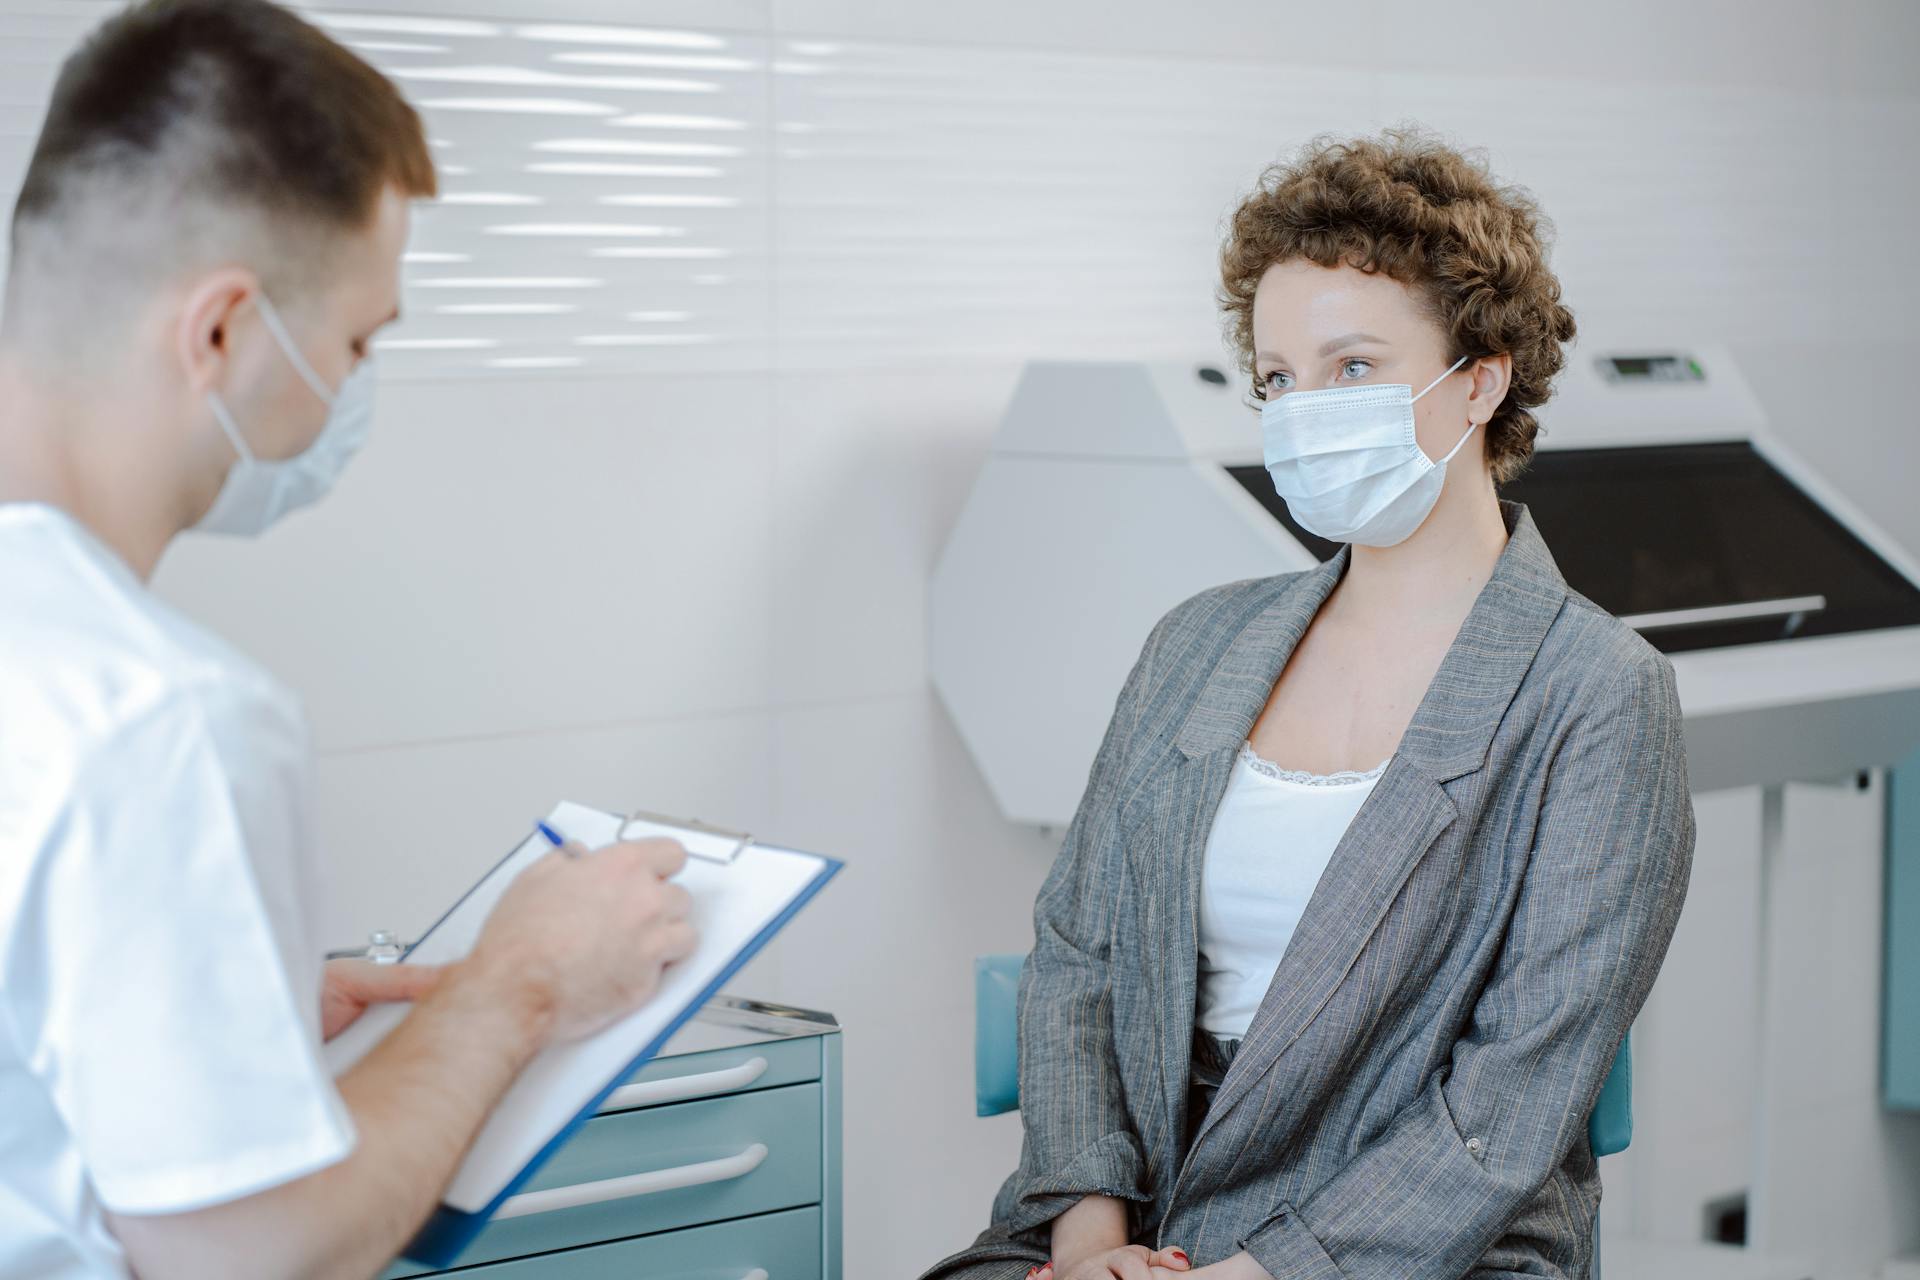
(174, 267, 260, 397)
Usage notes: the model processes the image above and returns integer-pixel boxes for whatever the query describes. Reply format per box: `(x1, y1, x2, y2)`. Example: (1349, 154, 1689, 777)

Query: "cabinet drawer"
(446, 1206, 823, 1280)
(384, 1082, 822, 1276)
(608, 1034, 821, 1110)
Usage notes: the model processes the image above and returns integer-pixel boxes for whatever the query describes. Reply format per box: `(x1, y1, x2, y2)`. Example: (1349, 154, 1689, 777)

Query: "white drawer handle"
(493, 1143, 769, 1220)
(596, 1056, 770, 1113)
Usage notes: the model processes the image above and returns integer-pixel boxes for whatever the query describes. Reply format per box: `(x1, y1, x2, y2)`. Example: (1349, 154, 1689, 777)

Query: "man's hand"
(320, 959, 443, 1041)
(464, 836, 700, 1044)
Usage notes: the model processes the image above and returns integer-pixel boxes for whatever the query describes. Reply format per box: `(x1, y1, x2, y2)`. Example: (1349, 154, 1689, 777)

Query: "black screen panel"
(1224, 441, 1920, 654)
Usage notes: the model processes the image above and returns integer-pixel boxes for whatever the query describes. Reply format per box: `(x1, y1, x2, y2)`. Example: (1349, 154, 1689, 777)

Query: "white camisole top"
(1195, 740, 1391, 1039)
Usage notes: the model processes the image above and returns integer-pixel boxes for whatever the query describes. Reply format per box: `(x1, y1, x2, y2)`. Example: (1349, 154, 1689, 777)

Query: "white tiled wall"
(4, 0, 1919, 1273)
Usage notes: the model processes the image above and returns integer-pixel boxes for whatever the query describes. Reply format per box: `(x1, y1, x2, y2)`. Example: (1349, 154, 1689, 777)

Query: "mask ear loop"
(1436, 420, 1480, 464)
(206, 391, 254, 465)
(254, 292, 339, 407)
(1415, 354, 1478, 465)
(1411, 353, 1471, 403)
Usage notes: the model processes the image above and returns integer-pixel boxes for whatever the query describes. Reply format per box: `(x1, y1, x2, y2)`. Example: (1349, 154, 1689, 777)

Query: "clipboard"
(321, 801, 842, 1267)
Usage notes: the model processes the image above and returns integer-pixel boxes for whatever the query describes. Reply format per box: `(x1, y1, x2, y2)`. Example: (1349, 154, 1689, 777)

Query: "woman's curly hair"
(1219, 128, 1576, 485)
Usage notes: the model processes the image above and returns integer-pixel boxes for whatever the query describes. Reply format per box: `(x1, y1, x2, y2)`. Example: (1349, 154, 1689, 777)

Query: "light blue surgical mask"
(195, 293, 374, 538)
(1260, 354, 1473, 547)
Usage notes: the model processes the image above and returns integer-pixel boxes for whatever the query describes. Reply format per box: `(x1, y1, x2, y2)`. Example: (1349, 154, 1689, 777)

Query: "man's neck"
(0, 351, 190, 581)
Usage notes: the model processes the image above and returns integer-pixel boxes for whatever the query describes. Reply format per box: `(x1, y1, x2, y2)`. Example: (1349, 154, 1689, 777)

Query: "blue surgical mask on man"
(195, 292, 374, 538)
(1260, 354, 1473, 547)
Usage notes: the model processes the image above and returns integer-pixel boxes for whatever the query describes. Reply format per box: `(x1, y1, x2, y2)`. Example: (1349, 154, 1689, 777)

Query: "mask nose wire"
(253, 292, 339, 408)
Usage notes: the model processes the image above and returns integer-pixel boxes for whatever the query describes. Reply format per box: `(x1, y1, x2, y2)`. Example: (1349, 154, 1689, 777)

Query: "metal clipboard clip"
(614, 808, 754, 866)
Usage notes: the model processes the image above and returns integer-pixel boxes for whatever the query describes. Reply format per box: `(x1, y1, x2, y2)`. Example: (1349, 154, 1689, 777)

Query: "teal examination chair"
(973, 953, 1630, 1275)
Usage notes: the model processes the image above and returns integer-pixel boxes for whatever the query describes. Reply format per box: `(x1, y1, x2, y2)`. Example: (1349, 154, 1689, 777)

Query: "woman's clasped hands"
(1028, 1248, 1273, 1280)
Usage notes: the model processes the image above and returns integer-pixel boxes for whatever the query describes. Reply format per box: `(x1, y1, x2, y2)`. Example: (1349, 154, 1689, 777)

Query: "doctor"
(0, 2, 698, 1277)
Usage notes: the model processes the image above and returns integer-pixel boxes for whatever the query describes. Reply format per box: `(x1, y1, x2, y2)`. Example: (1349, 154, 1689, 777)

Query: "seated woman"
(918, 129, 1696, 1280)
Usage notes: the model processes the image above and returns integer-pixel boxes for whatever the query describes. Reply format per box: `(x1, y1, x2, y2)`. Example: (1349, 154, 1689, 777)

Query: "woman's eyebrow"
(1317, 331, 1387, 357)
(1255, 332, 1389, 365)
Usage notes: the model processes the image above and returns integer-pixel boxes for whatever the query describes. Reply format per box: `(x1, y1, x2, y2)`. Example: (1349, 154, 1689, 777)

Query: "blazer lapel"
(1144, 547, 1351, 1158)
(1173, 500, 1572, 1156)
(1142, 746, 1232, 1164)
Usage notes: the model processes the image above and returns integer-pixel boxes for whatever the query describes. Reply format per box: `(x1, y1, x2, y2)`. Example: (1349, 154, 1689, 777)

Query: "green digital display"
(1601, 353, 1706, 383)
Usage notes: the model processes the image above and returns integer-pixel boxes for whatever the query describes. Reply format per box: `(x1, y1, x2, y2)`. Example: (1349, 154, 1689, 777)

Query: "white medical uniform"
(0, 503, 356, 1278)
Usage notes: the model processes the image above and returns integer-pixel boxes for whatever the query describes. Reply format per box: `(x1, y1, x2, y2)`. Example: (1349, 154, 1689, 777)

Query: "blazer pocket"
(1436, 1071, 1491, 1167)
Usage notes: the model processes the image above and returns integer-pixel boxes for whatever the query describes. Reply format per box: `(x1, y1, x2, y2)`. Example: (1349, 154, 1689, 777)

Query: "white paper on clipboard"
(320, 800, 836, 1215)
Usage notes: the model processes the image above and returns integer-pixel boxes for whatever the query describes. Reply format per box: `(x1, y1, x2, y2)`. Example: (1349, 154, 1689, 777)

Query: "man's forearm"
(110, 956, 551, 1280)
(313, 955, 551, 1274)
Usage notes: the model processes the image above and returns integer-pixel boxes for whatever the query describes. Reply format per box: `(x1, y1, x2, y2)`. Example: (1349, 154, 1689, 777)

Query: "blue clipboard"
(339, 807, 841, 1268)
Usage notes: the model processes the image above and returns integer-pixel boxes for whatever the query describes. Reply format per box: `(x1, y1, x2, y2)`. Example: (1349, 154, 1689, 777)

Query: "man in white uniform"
(0, 2, 700, 1276)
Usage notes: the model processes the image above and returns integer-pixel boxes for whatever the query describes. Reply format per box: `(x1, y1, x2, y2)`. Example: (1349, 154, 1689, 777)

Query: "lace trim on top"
(1238, 740, 1391, 786)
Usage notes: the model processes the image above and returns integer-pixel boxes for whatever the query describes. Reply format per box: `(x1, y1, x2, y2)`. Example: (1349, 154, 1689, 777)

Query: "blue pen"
(535, 821, 581, 858)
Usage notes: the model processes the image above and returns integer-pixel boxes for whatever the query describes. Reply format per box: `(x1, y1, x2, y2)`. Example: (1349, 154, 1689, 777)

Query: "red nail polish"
(1172, 1251, 1189, 1263)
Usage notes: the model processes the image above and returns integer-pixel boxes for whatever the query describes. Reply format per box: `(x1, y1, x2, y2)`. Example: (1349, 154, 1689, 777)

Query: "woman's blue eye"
(1263, 370, 1292, 391)
(1341, 358, 1371, 379)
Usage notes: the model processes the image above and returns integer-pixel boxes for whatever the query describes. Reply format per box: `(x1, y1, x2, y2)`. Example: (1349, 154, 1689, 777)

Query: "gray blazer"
(919, 499, 1696, 1280)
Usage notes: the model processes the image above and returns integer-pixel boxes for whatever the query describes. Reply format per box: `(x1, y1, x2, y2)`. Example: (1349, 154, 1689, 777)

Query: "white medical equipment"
(931, 343, 1920, 826)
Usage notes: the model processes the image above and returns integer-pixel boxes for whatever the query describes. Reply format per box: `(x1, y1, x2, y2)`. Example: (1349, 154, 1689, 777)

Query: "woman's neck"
(1333, 486, 1510, 628)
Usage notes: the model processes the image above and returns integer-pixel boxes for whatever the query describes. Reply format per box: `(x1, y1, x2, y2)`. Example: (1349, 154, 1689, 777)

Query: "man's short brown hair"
(9, 0, 434, 308)
(1219, 128, 1575, 485)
